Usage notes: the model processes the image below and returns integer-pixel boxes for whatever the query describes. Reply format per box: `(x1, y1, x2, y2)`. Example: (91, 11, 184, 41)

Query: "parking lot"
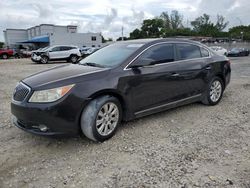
(0, 57, 250, 187)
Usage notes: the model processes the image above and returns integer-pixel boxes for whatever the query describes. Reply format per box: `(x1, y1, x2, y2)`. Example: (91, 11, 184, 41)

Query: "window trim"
(124, 41, 211, 70)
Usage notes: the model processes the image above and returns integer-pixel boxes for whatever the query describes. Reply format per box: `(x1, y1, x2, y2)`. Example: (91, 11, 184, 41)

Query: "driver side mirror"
(129, 58, 155, 69)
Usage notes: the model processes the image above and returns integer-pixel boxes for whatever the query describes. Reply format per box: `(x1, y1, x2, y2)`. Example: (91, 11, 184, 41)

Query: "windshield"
(231, 48, 239, 52)
(41, 46, 50, 51)
(79, 43, 144, 68)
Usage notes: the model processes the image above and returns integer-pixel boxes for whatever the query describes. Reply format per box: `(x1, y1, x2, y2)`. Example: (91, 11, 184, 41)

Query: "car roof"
(116, 38, 205, 47)
(50, 45, 78, 48)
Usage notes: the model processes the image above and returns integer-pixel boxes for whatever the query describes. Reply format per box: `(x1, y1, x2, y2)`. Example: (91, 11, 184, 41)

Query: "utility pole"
(121, 26, 124, 41)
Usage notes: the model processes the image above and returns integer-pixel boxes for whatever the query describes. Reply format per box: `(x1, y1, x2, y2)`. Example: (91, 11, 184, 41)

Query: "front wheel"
(202, 77, 224, 105)
(70, 55, 78, 64)
(81, 95, 122, 142)
(2, 54, 8, 59)
(40, 56, 49, 64)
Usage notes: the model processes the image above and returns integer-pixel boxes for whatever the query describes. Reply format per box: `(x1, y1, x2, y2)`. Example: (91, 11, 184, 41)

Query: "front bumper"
(12, 115, 67, 136)
(31, 54, 42, 62)
(11, 93, 90, 137)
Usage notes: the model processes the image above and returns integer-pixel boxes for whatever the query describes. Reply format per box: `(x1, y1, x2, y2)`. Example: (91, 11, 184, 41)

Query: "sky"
(0, 0, 250, 42)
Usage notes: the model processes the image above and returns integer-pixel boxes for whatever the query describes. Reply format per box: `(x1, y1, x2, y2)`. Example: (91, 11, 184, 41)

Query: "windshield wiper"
(81, 62, 106, 68)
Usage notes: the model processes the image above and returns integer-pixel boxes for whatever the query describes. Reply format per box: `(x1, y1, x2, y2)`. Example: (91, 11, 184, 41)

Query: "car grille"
(13, 82, 31, 102)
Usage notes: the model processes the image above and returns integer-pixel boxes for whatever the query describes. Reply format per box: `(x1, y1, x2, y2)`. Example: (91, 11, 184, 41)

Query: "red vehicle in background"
(0, 49, 14, 59)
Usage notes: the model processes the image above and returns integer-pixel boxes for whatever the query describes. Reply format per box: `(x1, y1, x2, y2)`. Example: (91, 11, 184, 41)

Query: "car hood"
(32, 50, 48, 53)
(22, 64, 109, 89)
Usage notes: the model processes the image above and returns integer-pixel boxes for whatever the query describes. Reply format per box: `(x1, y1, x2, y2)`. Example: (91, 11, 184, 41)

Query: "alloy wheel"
(209, 80, 222, 102)
(71, 56, 77, 63)
(96, 102, 119, 136)
(41, 57, 48, 64)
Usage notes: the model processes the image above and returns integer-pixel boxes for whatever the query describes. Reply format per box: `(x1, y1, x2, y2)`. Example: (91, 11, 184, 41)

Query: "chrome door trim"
(124, 41, 212, 70)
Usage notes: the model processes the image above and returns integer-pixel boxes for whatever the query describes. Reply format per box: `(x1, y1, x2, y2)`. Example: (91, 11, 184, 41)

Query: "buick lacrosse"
(11, 39, 231, 142)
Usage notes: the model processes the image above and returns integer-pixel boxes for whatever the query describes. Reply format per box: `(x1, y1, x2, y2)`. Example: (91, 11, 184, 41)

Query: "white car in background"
(210, 46, 228, 56)
(79, 47, 92, 56)
(31, 45, 81, 64)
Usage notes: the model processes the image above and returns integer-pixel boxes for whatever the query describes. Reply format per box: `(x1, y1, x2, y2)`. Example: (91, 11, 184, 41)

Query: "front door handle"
(171, 73, 180, 77)
(205, 66, 212, 70)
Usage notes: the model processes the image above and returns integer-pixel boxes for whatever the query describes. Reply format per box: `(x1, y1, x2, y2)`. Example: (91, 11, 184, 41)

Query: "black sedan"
(11, 39, 231, 142)
(227, 48, 249, 57)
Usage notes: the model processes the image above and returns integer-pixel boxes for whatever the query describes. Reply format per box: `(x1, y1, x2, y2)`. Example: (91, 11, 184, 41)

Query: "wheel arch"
(88, 89, 127, 119)
(77, 89, 129, 128)
(215, 73, 225, 89)
(77, 89, 129, 137)
(69, 54, 79, 58)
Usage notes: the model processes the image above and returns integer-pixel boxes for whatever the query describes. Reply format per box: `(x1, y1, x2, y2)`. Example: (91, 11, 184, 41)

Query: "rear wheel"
(81, 95, 122, 142)
(202, 77, 224, 105)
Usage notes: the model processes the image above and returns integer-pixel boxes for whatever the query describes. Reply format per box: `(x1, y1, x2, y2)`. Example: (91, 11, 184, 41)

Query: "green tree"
(191, 14, 214, 33)
(140, 19, 164, 38)
(170, 10, 183, 29)
(216, 15, 229, 31)
(229, 25, 250, 41)
(129, 29, 142, 39)
(116, 37, 128, 41)
(160, 10, 183, 30)
(160, 12, 171, 29)
(191, 13, 230, 37)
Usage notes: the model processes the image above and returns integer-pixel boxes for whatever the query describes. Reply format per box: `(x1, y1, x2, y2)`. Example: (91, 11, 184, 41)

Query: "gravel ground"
(0, 58, 250, 188)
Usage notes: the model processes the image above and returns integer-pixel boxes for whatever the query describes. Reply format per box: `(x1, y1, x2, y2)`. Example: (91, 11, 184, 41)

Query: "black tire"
(1, 54, 8, 59)
(70, 55, 78, 64)
(40, 56, 49, 64)
(80, 95, 122, 142)
(14, 54, 20, 59)
(202, 77, 224, 106)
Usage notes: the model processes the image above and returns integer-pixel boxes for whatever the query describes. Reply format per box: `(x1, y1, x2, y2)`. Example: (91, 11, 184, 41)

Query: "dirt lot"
(0, 58, 250, 188)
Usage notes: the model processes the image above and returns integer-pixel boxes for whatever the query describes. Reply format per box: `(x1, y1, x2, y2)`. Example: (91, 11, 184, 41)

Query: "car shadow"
(15, 101, 216, 152)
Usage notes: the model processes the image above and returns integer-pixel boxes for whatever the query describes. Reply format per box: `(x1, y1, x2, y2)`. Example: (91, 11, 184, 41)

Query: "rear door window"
(176, 43, 201, 60)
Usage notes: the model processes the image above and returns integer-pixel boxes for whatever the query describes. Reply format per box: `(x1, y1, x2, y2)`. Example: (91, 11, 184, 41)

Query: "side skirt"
(134, 94, 202, 118)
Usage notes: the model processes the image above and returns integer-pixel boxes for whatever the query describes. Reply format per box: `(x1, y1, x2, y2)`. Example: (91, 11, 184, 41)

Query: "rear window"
(176, 43, 201, 60)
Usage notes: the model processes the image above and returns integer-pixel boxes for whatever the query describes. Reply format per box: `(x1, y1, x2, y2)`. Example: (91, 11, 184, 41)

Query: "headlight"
(29, 84, 75, 103)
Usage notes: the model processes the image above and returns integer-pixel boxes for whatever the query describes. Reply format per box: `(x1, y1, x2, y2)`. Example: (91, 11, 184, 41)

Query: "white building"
(3, 24, 102, 49)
